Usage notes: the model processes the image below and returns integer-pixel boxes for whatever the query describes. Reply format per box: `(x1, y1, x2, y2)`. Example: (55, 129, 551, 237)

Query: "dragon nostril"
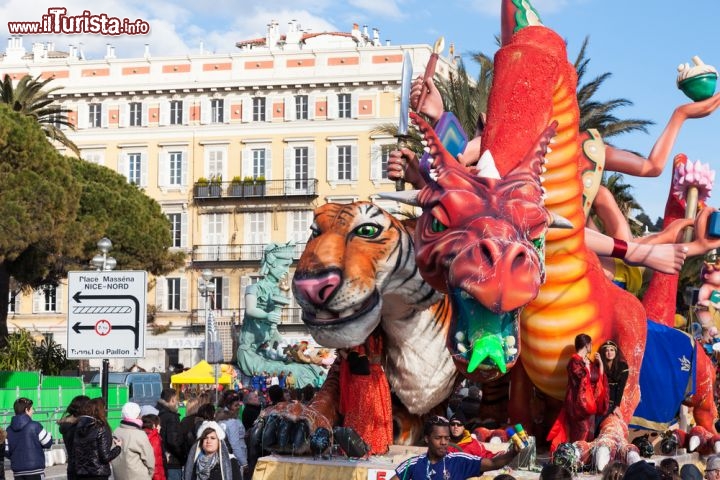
(479, 243, 494, 264)
(512, 250, 527, 271)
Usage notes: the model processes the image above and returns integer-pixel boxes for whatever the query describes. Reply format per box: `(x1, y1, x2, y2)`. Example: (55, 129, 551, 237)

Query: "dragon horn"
(376, 190, 420, 206)
(549, 213, 573, 229)
(501, 0, 543, 46)
(476, 150, 501, 179)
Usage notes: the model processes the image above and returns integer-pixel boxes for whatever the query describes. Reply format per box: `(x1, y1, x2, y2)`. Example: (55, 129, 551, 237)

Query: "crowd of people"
(0, 383, 321, 480)
(3, 378, 719, 480)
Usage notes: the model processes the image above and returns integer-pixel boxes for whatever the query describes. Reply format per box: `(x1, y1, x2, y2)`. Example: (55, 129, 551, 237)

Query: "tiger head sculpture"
(293, 201, 438, 348)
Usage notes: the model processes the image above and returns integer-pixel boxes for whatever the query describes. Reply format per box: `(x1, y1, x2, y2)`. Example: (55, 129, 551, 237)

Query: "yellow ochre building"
(0, 21, 456, 372)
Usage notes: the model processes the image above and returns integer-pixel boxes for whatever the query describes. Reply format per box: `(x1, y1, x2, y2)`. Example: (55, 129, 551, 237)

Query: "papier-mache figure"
(236, 242, 325, 388)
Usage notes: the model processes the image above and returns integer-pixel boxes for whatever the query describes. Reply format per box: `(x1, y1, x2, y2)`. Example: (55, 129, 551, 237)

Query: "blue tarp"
(630, 320, 696, 430)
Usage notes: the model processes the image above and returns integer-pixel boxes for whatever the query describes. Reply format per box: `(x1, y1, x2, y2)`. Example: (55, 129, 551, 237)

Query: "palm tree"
(434, 52, 493, 138)
(574, 37, 654, 140)
(0, 73, 79, 155)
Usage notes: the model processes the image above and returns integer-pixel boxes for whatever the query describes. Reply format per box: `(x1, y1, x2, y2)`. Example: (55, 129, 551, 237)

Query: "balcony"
(193, 179, 318, 202)
(191, 242, 307, 266)
(189, 307, 305, 327)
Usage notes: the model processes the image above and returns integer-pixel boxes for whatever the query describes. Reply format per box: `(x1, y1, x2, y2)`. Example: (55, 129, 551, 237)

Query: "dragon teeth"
(421, 140, 428, 147)
(455, 331, 465, 342)
(457, 342, 467, 353)
(423, 146, 430, 153)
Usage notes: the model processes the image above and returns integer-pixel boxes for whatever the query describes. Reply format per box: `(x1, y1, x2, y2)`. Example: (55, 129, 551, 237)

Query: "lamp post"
(91, 238, 116, 408)
(198, 269, 221, 403)
(197, 269, 216, 362)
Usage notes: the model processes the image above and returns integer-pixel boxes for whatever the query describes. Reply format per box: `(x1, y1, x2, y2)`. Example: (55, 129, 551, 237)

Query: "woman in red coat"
(143, 414, 167, 480)
(548, 333, 609, 451)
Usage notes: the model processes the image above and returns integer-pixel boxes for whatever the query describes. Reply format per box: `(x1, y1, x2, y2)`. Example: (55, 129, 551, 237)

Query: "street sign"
(67, 270, 147, 359)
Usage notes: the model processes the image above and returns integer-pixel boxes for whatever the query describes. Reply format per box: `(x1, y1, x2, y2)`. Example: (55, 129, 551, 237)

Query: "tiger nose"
(293, 271, 342, 306)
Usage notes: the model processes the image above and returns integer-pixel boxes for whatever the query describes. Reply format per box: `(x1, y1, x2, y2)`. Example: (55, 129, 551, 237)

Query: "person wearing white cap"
(111, 402, 155, 480)
(183, 421, 241, 480)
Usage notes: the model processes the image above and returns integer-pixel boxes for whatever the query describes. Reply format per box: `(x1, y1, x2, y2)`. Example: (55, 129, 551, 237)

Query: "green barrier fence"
(0, 385, 130, 440)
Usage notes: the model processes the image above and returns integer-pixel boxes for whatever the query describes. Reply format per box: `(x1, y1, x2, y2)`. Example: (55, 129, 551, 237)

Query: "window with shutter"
(338, 93, 351, 119)
(170, 100, 183, 125)
(167, 278, 181, 310)
(253, 97, 266, 121)
(89, 104, 102, 128)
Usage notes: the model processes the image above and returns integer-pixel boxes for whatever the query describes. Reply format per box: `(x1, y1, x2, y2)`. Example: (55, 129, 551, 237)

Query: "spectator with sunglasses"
(6, 397, 53, 480)
(446, 416, 499, 459)
(390, 416, 520, 480)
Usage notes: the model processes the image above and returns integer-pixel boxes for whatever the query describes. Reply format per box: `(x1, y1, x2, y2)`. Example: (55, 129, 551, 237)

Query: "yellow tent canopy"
(170, 360, 234, 385)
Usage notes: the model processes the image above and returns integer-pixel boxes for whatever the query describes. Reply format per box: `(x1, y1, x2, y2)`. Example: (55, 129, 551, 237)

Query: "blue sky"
(2, 0, 720, 220)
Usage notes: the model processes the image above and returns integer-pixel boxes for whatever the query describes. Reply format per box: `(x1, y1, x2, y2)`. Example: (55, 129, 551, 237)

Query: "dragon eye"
(354, 224, 381, 238)
(431, 217, 448, 233)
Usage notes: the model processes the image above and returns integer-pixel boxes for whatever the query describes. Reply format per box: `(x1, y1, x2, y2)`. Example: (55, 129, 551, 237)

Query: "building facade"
(0, 22, 455, 372)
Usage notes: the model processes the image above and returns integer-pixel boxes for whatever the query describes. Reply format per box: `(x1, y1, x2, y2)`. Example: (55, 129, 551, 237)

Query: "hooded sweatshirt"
(6, 413, 52, 476)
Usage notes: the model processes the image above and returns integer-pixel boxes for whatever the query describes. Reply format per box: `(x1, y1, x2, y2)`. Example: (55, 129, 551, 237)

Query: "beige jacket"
(111, 421, 155, 480)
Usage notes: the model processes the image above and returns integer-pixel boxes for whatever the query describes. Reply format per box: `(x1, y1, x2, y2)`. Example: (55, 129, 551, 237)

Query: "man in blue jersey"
(391, 416, 519, 480)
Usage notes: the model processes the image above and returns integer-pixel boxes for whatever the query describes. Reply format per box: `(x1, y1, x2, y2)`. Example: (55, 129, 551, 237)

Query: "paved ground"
(5, 462, 68, 480)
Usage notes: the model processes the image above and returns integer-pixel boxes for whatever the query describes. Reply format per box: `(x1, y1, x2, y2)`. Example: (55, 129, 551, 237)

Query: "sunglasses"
(450, 422, 464, 427)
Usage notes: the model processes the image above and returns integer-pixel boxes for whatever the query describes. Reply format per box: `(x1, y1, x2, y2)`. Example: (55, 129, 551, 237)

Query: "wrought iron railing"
(191, 243, 306, 262)
(193, 179, 318, 200)
(190, 308, 305, 325)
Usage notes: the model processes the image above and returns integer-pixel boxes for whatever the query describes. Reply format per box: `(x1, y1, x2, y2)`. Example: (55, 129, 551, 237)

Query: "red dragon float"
(384, 0, 720, 468)
(250, 0, 720, 468)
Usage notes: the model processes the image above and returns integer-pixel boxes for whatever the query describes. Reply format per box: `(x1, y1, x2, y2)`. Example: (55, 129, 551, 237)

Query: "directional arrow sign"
(67, 271, 147, 359)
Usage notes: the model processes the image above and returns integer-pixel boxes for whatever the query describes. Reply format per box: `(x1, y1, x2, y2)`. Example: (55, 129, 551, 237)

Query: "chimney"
(373, 28, 380, 46)
(105, 43, 116, 59)
(32, 42, 46, 61)
(363, 25, 369, 38)
(144, 43, 150, 58)
(5, 36, 26, 62)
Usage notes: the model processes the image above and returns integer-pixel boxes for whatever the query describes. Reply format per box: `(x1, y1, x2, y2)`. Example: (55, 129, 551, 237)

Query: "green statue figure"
(236, 242, 325, 388)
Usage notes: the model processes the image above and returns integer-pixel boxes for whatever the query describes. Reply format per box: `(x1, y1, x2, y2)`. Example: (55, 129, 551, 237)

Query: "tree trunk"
(0, 262, 10, 347)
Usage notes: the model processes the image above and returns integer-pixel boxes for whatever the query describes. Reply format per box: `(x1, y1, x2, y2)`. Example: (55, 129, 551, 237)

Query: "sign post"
(67, 270, 147, 366)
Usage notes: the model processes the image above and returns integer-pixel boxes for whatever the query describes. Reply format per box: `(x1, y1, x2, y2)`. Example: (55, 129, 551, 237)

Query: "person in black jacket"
(240, 391, 261, 432)
(157, 388, 184, 480)
(73, 397, 121, 480)
(58, 395, 91, 480)
(6, 397, 53, 480)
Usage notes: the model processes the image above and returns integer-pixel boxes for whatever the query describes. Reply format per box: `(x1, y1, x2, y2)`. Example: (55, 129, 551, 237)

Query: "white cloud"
(0, 0, 341, 58)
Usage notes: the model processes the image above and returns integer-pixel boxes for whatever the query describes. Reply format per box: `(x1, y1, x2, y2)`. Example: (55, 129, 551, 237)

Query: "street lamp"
(197, 269, 216, 362)
(91, 237, 117, 271)
(91, 238, 116, 408)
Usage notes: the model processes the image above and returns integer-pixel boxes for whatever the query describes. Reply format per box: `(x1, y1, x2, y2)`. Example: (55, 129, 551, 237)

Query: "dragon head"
(408, 112, 561, 381)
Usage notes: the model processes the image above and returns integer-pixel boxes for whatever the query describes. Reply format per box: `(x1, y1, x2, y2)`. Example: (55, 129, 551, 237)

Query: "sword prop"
(395, 51, 413, 191)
